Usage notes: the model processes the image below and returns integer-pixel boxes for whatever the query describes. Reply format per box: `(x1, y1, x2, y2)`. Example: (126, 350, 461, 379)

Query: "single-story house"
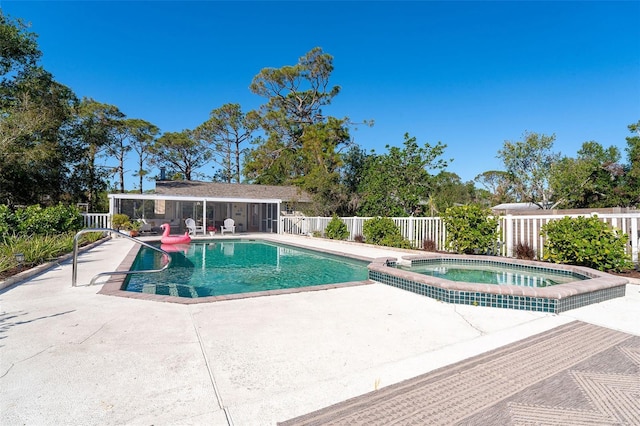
(108, 181, 313, 234)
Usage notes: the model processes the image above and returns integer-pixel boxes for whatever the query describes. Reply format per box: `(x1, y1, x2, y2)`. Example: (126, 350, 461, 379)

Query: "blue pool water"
(397, 260, 588, 287)
(124, 240, 369, 297)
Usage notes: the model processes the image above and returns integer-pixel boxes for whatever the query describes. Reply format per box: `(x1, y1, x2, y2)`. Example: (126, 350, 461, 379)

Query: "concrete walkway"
(1, 235, 638, 425)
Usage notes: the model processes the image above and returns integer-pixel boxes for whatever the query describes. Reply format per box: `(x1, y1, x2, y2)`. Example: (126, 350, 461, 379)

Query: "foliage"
(357, 133, 449, 217)
(0, 231, 103, 275)
(0, 204, 16, 235)
(441, 205, 500, 254)
(422, 239, 437, 252)
(338, 145, 370, 215)
(362, 216, 411, 249)
(196, 103, 258, 183)
(0, 204, 83, 236)
(324, 214, 349, 240)
(429, 171, 478, 213)
(550, 141, 625, 208)
(624, 120, 640, 205)
(150, 130, 212, 181)
(66, 98, 122, 211)
(111, 213, 130, 230)
(245, 47, 372, 215)
(515, 242, 536, 260)
(0, 13, 79, 206)
(0, 12, 41, 76)
(498, 132, 560, 209)
(474, 170, 516, 206)
(541, 215, 632, 272)
(127, 119, 159, 193)
(246, 47, 345, 184)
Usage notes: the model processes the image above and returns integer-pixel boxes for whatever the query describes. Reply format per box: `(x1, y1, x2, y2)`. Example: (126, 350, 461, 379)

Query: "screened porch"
(108, 194, 281, 235)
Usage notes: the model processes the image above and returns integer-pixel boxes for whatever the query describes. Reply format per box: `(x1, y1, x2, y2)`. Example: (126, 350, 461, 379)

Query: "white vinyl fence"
(281, 213, 640, 263)
(82, 213, 111, 229)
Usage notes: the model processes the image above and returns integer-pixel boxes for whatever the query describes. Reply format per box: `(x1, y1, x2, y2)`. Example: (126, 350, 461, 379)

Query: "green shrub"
(0, 204, 16, 235)
(441, 205, 500, 254)
(325, 214, 349, 240)
(13, 204, 84, 236)
(362, 217, 411, 249)
(0, 231, 105, 275)
(541, 215, 632, 272)
(111, 213, 130, 230)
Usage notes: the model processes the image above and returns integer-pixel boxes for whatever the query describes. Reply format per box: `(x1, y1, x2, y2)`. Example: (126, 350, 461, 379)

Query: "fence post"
(631, 217, 639, 263)
(504, 215, 514, 257)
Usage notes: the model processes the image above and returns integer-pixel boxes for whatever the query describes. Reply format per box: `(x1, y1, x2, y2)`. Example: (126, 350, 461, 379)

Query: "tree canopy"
(498, 132, 560, 209)
(357, 133, 449, 217)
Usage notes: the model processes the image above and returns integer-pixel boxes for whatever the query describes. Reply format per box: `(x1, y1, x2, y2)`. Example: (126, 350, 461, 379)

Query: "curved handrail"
(72, 228, 172, 287)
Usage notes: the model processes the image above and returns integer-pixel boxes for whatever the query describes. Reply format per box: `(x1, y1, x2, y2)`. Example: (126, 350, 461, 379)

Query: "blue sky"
(3, 1, 639, 190)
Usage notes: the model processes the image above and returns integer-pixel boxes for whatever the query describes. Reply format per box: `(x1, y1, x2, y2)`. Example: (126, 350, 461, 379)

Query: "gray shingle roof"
(154, 181, 313, 203)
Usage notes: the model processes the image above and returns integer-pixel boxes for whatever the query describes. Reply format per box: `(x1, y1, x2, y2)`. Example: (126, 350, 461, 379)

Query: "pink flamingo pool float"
(160, 223, 191, 245)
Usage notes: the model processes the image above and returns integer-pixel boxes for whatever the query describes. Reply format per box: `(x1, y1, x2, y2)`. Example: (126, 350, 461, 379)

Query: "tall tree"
(0, 12, 40, 80)
(357, 133, 449, 217)
(195, 103, 258, 183)
(104, 110, 128, 193)
(67, 98, 121, 211)
(550, 141, 624, 208)
(127, 119, 159, 193)
(338, 145, 371, 215)
(0, 13, 77, 205)
(150, 130, 212, 180)
(245, 47, 350, 185)
(624, 120, 640, 206)
(474, 170, 515, 206)
(430, 172, 477, 213)
(497, 132, 560, 209)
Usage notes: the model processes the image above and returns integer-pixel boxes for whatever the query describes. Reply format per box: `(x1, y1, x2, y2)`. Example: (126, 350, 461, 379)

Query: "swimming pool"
(124, 240, 369, 298)
(396, 259, 589, 287)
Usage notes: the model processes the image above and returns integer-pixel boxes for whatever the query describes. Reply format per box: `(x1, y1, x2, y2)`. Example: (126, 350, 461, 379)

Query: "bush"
(1, 204, 84, 236)
(0, 204, 16, 235)
(515, 241, 536, 260)
(325, 214, 349, 240)
(0, 231, 105, 276)
(111, 213, 130, 230)
(362, 217, 411, 249)
(441, 205, 500, 254)
(541, 215, 632, 272)
(423, 239, 437, 252)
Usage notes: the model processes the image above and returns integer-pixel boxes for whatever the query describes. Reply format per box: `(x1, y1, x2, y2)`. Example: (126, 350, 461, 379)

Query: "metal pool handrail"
(72, 228, 172, 287)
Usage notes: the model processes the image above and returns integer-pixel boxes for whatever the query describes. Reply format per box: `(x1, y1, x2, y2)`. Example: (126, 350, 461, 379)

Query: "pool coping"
(368, 253, 629, 313)
(97, 236, 376, 304)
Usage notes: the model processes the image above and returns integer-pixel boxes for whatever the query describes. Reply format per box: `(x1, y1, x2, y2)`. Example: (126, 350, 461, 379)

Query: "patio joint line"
(188, 309, 233, 425)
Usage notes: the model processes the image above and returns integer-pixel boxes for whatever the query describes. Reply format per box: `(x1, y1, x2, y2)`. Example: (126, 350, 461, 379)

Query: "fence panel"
(82, 213, 110, 229)
(280, 212, 640, 262)
(500, 213, 640, 262)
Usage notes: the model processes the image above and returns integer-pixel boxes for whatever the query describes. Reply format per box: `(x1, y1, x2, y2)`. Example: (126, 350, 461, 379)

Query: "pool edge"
(97, 238, 375, 304)
(368, 253, 628, 313)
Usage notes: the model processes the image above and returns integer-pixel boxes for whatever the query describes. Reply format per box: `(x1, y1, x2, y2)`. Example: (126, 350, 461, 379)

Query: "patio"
(1, 235, 638, 425)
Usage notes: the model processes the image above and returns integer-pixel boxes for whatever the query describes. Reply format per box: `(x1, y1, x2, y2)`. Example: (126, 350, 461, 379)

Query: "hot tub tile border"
(368, 254, 627, 313)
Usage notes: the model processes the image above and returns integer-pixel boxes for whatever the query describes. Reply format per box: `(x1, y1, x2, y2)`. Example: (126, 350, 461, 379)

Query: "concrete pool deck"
(1, 234, 639, 425)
